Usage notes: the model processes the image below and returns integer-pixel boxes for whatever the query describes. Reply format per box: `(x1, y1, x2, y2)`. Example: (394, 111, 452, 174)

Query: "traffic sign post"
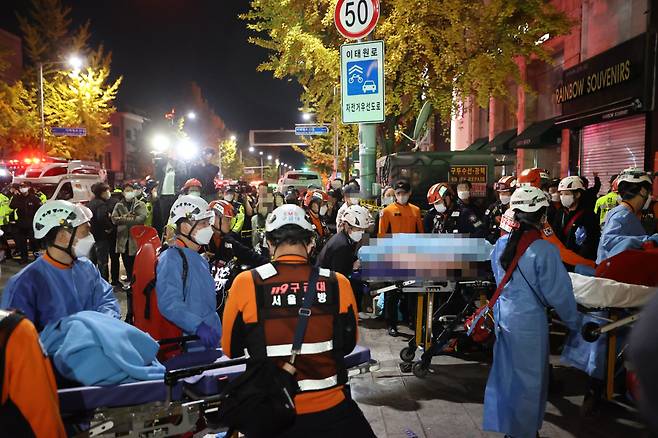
(335, 0, 380, 40)
(295, 125, 330, 136)
(51, 127, 87, 137)
(340, 40, 385, 124)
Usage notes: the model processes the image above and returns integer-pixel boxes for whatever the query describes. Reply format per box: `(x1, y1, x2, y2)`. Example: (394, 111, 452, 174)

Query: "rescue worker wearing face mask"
(303, 190, 331, 255)
(335, 182, 360, 229)
(594, 175, 619, 228)
(424, 182, 454, 234)
(370, 186, 395, 237)
(552, 176, 600, 262)
(544, 178, 562, 225)
(378, 180, 424, 236)
(517, 168, 596, 271)
(484, 186, 578, 438)
(156, 195, 222, 350)
(222, 204, 375, 437)
(181, 178, 203, 197)
(456, 180, 483, 217)
(1, 201, 120, 332)
(224, 185, 246, 234)
(484, 176, 516, 243)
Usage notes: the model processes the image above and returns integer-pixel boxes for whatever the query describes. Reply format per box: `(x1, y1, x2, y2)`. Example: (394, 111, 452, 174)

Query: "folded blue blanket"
(41, 311, 165, 386)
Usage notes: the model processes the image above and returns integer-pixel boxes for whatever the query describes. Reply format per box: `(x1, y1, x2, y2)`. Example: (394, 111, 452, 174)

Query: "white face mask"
(224, 194, 234, 202)
(396, 194, 409, 205)
(73, 234, 95, 259)
(551, 193, 560, 203)
(124, 191, 135, 201)
(560, 194, 574, 208)
(348, 197, 360, 206)
(20, 187, 29, 194)
(499, 195, 511, 205)
(194, 226, 214, 245)
(382, 196, 395, 206)
(348, 230, 364, 242)
(189, 191, 201, 198)
(457, 191, 470, 201)
(319, 205, 328, 216)
(434, 203, 447, 213)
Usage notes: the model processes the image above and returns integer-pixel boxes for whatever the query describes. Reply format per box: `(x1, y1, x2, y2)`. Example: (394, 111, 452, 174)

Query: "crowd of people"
(1, 157, 658, 437)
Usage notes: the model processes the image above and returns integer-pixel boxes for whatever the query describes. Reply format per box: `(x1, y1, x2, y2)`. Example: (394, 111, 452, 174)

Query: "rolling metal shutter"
(580, 114, 646, 194)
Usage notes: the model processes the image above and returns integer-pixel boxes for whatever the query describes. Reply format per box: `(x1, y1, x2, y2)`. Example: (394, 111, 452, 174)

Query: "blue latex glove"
(575, 226, 587, 246)
(195, 322, 220, 349)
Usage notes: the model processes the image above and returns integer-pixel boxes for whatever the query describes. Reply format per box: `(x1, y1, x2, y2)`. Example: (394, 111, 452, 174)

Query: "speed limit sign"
(334, 0, 380, 40)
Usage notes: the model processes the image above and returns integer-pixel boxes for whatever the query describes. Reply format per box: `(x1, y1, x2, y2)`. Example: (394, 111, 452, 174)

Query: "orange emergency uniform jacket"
(541, 222, 596, 268)
(0, 310, 66, 437)
(222, 255, 359, 415)
(378, 202, 424, 236)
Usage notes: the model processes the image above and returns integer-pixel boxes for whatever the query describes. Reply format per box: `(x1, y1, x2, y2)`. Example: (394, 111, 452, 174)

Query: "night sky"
(0, 0, 303, 136)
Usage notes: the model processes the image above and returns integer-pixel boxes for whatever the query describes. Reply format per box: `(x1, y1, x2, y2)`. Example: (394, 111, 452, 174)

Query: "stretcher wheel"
(412, 361, 429, 378)
(400, 347, 416, 363)
(581, 321, 601, 343)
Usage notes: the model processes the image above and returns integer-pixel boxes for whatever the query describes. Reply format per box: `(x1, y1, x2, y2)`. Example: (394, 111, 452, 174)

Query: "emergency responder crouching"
(155, 195, 221, 349)
(1, 200, 120, 332)
(222, 204, 376, 437)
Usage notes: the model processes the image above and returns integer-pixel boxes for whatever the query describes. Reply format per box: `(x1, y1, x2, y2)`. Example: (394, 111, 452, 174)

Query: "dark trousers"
(385, 290, 417, 328)
(109, 243, 120, 284)
(90, 239, 110, 281)
(274, 399, 375, 438)
(121, 252, 135, 283)
(14, 226, 37, 261)
(159, 195, 177, 233)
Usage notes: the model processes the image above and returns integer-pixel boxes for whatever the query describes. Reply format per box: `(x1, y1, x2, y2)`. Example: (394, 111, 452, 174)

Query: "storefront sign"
(555, 34, 652, 118)
(449, 165, 487, 197)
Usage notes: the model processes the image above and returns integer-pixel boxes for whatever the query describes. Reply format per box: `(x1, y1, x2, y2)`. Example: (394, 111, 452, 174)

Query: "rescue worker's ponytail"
(500, 207, 546, 271)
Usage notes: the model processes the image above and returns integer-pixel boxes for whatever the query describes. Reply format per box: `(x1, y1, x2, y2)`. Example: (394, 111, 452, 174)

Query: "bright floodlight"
(68, 55, 83, 70)
(177, 137, 199, 161)
(267, 155, 273, 161)
(187, 111, 197, 120)
(151, 133, 171, 153)
(230, 135, 237, 141)
(249, 146, 255, 153)
(259, 151, 263, 156)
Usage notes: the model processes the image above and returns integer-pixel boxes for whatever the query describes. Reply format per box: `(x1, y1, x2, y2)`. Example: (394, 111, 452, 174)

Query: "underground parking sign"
(340, 40, 385, 124)
(335, 0, 380, 40)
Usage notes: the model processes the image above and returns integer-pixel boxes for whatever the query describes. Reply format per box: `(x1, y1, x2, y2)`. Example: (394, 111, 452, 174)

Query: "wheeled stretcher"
(60, 345, 378, 437)
(570, 272, 658, 401)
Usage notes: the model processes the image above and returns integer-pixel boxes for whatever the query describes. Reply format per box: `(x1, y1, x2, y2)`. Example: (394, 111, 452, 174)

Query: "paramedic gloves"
(196, 322, 220, 349)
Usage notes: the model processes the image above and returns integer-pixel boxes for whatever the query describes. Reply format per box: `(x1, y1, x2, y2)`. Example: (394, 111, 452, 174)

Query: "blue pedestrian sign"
(340, 40, 385, 124)
(51, 127, 87, 137)
(295, 125, 330, 136)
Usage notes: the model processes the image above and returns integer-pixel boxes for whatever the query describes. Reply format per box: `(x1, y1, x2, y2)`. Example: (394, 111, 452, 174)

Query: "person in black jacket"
(316, 204, 371, 310)
(10, 183, 42, 264)
(87, 182, 115, 281)
(190, 148, 220, 203)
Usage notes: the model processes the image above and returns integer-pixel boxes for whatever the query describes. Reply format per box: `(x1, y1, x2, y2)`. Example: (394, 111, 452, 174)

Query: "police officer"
(424, 182, 454, 233)
(484, 176, 515, 243)
(594, 175, 619, 228)
(224, 185, 246, 233)
(222, 204, 375, 437)
(10, 182, 42, 264)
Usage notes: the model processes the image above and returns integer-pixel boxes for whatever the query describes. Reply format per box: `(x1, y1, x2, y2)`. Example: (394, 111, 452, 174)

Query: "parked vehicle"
(277, 170, 322, 193)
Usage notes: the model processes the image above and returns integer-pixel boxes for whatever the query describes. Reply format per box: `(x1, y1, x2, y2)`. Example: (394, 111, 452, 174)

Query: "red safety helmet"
(611, 177, 619, 193)
(494, 175, 516, 192)
(182, 178, 202, 191)
(517, 168, 550, 189)
(427, 183, 453, 205)
(209, 200, 235, 218)
(303, 189, 329, 208)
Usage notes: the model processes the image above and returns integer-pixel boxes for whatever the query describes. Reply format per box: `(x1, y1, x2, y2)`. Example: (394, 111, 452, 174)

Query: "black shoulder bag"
(212, 268, 321, 437)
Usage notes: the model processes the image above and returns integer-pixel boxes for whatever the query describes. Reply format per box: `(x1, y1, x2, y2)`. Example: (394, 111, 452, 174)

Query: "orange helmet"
(427, 183, 453, 205)
(494, 175, 516, 192)
(517, 168, 549, 189)
(611, 177, 619, 192)
(303, 189, 329, 208)
(209, 200, 234, 218)
(182, 178, 202, 191)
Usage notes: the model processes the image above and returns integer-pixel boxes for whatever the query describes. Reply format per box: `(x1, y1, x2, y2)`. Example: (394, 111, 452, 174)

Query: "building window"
(581, 0, 647, 60)
(111, 126, 120, 137)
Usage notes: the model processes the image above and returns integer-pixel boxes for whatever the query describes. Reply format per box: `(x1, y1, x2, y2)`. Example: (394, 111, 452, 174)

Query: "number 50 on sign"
(335, 0, 380, 40)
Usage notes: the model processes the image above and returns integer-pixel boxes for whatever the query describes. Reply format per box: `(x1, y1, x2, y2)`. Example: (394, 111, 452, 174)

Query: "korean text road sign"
(295, 125, 330, 136)
(341, 40, 385, 124)
(334, 0, 380, 40)
(51, 127, 87, 137)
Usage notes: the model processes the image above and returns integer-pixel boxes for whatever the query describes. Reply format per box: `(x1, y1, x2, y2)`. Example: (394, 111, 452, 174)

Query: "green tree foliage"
(243, 0, 571, 159)
(219, 138, 244, 180)
(0, 0, 121, 159)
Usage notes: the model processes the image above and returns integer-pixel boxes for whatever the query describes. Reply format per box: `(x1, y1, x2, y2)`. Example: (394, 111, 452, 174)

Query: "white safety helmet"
(342, 205, 372, 229)
(33, 200, 92, 239)
(509, 186, 549, 213)
(558, 175, 585, 192)
(265, 204, 314, 232)
(168, 195, 214, 226)
(617, 167, 652, 185)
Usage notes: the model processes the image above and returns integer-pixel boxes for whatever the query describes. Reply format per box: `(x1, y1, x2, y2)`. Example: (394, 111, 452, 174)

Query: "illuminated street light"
(230, 135, 237, 142)
(177, 137, 199, 161)
(249, 146, 255, 153)
(151, 133, 171, 153)
(267, 155, 272, 161)
(187, 111, 196, 120)
(259, 151, 263, 156)
(302, 112, 312, 121)
(67, 55, 83, 70)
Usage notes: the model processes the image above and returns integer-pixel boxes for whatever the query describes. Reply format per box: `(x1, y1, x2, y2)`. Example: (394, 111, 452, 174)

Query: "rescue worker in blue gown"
(155, 195, 222, 350)
(484, 186, 578, 438)
(1, 200, 120, 332)
(561, 167, 658, 413)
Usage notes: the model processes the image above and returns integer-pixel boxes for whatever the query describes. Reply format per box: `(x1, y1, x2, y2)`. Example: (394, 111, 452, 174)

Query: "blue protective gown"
(155, 243, 222, 336)
(484, 235, 579, 438)
(596, 204, 658, 264)
(1, 255, 120, 332)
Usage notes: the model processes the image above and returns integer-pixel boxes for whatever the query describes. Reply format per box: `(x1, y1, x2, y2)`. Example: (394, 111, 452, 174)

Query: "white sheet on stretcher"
(569, 273, 658, 309)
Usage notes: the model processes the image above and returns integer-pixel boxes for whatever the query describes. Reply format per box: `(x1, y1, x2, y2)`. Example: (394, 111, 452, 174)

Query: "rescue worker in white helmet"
(222, 204, 375, 437)
(484, 176, 516, 244)
(1, 200, 120, 332)
(484, 186, 578, 438)
(552, 175, 600, 263)
(155, 195, 221, 349)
